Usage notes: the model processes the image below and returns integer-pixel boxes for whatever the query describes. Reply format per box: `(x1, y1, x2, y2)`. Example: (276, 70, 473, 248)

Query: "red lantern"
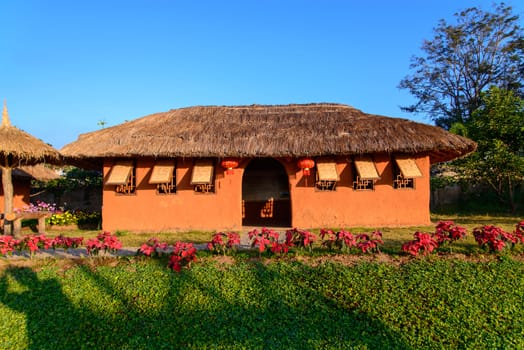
(297, 158, 315, 176)
(221, 158, 239, 175)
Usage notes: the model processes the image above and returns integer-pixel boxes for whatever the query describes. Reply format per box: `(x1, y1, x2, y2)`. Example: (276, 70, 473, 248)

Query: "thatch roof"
(61, 103, 476, 166)
(9, 165, 60, 181)
(0, 103, 61, 167)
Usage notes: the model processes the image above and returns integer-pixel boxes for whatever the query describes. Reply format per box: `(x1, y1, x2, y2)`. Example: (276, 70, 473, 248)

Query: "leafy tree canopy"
(458, 87, 524, 212)
(32, 166, 102, 196)
(399, 3, 523, 129)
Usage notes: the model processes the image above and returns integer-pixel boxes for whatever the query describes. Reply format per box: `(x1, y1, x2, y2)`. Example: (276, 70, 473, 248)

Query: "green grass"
(42, 229, 213, 247)
(3, 213, 524, 348)
(431, 212, 522, 229)
(0, 256, 522, 349)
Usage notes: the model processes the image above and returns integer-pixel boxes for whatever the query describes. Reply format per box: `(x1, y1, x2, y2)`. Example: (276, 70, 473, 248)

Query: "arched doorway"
(242, 158, 291, 227)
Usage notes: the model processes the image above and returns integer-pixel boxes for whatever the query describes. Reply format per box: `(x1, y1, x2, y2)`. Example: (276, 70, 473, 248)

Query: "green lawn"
(3, 213, 522, 348)
(43, 229, 213, 247)
(0, 256, 522, 349)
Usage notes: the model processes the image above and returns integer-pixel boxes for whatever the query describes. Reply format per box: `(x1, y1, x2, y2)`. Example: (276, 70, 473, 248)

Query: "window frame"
(315, 159, 338, 192)
(191, 159, 216, 194)
(392, 156, 421, 190)
(109, 160, 136, 195)
(150, 159, 177, 195)
(352, 157, 379, 191)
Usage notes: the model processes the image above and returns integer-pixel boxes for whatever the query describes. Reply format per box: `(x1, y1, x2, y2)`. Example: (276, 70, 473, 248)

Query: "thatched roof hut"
(0, 106, 61, 167)
(0, 102, 61, 235)
(61, 103, 476, 165)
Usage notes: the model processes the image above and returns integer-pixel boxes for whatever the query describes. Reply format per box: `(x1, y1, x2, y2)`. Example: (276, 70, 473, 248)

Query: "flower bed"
(1, 220, 522, 272)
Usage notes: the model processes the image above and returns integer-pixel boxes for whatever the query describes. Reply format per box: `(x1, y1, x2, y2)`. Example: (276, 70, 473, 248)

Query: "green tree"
(399, 3, 523, 129)
(460, 87, 524, 213)
(32, 167, 102, 206)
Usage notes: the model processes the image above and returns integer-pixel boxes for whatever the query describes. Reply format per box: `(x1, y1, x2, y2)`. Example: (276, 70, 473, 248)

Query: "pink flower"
(285, 228, 316, 250)
(320, 229, 335, 240)
(86, 238, 103, 255)
(338, 230, 356, 247)
(139, 244, 155, 256)
(271, 242, 289, 255)
(169, 255, 182, 272)
(0, 235, 18, 256)
(473, 225, 517, 252)
(85, 231, 121, 256)
(513, 221, 524, 243)
(402, 231, 438, 257)
(249, 228, 279, 254)
(208, 232, 239, 254)
(226, 232, 241, 248)
(434, 221, 467, 243)
(169, 242, 198, 272)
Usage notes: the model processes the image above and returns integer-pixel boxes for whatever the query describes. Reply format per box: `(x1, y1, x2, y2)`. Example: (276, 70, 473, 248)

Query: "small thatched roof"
(9, 165, 60, 181)
(0, 103, 61, 167)
(61, 103, 476, 166)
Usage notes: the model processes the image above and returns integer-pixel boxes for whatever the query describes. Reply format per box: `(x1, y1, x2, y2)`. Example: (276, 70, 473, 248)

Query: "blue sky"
(1, 1, 522, 149)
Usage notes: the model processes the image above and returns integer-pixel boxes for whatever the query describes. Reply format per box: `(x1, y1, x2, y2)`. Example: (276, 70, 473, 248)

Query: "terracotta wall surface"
(102, 158, 243, 232)
(101, 155, 431, 233)
(287, 154, 431, 228)
(0, 178, 31, 214)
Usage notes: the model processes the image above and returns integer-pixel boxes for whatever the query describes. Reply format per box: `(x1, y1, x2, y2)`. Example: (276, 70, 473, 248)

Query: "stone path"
(2, 228, 293, 260)
(2, 241, 254, 260)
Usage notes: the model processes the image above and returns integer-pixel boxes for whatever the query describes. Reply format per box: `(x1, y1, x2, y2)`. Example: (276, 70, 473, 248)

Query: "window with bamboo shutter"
(191, 159, 215, 193)
(149, 160, 176, 195)
(106, 160, 136, 195)
(393, 156, 422, 189)
(315, 159, 338, 191)
(352, 157, 379, 191)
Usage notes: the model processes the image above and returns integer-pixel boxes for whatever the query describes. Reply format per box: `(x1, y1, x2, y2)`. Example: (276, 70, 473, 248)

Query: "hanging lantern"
(297, 158, 315, 176)
(221, 158, 239, 175)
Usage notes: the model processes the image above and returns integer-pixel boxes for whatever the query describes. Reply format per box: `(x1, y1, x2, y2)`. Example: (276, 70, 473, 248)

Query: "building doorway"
(242, 158, 291, 227)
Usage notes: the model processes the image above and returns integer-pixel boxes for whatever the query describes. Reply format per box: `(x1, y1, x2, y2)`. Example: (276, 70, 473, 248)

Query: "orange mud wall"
(288, 154, 431, 228)
(102, 158, 243, 232)
(101, 155, 431, 232)
(0, 177, 31, 213)
(0, 177, 31, 227)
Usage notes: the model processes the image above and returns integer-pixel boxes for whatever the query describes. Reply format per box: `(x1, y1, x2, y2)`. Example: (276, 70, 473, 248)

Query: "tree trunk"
(507, 177, 516, 215)
(1, 166, 13, 235)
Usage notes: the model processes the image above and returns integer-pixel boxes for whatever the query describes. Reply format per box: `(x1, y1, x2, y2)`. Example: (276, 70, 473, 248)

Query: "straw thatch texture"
(0, 126, 61, 167)
(9, 165, 60, 181)
(61, 103, 476, 164)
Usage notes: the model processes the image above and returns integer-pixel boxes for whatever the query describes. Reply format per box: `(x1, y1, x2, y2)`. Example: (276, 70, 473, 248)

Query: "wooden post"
(13, 217, 22, 236)
(37, 216, 46, 234)
(1, 166, 13, 236)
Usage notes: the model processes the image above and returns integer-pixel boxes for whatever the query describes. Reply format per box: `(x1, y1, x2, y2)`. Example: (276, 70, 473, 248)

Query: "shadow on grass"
(0, 260, 411, 349)
(0, 266, 110, 349)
